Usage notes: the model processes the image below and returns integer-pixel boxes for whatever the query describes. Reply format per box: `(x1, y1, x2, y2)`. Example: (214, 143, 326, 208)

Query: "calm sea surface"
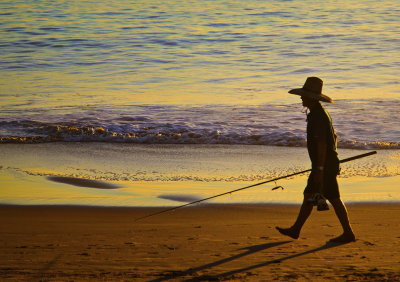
(0, 0, 399, 148)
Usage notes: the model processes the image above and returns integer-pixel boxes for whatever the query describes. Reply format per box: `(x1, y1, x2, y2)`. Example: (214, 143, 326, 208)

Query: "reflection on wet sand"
(47, 176, 121, 189)
(158, 194, 202, 203)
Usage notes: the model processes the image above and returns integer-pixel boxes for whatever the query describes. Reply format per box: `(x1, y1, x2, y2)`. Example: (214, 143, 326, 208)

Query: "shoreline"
(1, 203, 399, 281)
(1, 171, 400, 207)
(1, 142, 399, 207)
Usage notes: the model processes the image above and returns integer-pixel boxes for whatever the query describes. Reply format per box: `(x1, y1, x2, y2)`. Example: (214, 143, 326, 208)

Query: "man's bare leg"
(328, 198, 356, 242)
(276, 193, 314, 239)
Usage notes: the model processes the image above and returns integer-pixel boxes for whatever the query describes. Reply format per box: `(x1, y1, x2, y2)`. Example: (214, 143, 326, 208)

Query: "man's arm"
(314, 139, 327, 186)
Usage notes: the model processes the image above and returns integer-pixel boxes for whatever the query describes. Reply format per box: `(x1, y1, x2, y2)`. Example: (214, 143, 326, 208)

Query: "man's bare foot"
(328, 233, 356, 243)
(275, 227, 299, 239)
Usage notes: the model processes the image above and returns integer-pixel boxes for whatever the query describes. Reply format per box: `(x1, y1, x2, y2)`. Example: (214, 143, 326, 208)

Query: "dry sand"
(0, 203, 399, 281)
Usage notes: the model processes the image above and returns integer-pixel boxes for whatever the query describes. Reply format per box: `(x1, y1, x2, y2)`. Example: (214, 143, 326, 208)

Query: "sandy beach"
(1, 144, 399, 280)
(0, 203, 399, 281)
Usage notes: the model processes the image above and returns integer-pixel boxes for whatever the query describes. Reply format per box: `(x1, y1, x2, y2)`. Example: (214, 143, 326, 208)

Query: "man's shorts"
(304, 170, 340, 200)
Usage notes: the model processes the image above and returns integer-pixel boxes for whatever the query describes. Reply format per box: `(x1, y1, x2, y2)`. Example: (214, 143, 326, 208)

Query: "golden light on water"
(1, 0, 399, 108)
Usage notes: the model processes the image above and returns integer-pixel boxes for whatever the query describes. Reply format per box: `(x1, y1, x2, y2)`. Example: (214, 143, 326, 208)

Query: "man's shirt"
(307, 103, 339, 171)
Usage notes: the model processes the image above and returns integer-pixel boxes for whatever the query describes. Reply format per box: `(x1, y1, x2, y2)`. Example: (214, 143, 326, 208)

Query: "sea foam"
(0, 100, 399, 149)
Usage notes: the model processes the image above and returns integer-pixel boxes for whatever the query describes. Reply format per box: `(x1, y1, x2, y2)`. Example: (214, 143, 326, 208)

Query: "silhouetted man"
(276, 77, 355, 243)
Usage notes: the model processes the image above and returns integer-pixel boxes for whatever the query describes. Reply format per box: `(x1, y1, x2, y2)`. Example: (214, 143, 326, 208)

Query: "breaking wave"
(0, 121, 398, 149)
(0, 100, 399, 149)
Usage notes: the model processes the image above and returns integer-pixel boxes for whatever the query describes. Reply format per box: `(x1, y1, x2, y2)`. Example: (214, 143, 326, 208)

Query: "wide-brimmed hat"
(288, 77, 333, 103)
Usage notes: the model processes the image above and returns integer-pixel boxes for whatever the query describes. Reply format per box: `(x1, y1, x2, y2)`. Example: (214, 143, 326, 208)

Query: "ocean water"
(0, 1, 399, 206)
(0, 0, 399, 149)
(0, 100, 399, 149)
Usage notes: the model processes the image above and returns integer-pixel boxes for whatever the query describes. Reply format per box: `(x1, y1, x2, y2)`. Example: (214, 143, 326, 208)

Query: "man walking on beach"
(276, 77, 356, 243)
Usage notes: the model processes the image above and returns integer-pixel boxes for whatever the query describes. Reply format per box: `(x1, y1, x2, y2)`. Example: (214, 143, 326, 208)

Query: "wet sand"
(0, 204, 399, 281)
(1, 143, 399, 207)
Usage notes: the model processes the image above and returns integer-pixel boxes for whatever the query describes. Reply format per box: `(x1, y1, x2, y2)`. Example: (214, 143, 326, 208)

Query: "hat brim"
(288, 88, 333, 103)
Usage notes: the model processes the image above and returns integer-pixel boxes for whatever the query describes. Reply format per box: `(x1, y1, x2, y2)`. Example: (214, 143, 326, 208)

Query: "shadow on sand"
(47, 176, 121, 189)
(152, 240, 348, 281)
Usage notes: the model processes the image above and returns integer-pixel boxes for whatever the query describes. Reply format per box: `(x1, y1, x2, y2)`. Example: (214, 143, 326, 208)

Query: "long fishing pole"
(135, 151, 377, 221)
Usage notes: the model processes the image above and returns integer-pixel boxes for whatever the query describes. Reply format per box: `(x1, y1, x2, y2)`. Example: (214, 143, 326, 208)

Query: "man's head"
(301, 95, 320, 108)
